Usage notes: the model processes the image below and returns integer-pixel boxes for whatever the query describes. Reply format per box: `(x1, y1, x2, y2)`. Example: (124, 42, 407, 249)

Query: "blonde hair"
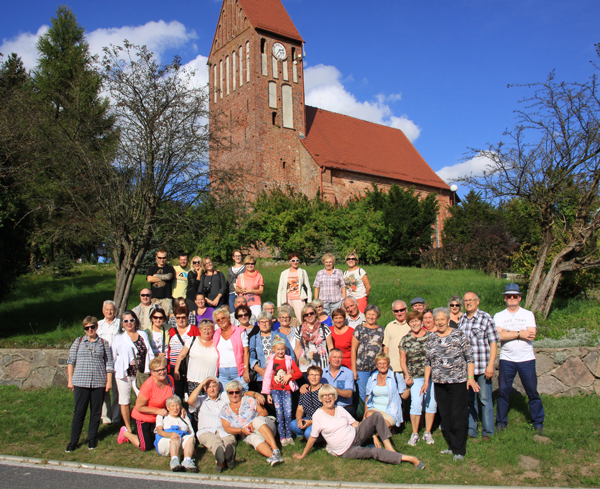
(321, 253, 336, 265)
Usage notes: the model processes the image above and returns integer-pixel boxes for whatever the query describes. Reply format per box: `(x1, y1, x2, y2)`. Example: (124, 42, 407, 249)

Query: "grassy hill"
(0, 262, 598, 347)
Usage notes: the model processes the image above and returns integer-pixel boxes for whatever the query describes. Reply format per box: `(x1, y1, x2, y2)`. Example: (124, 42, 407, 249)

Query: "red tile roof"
(302, 106, 449, 190)
(239, 0, 303, 43)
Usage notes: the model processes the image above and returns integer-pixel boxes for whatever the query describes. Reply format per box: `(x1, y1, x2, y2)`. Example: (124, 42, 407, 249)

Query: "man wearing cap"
(383, 300, 410, 373)
(459, 291, 499, 441)
(494, 284, 544, 433)
(410, 297, 425, 313)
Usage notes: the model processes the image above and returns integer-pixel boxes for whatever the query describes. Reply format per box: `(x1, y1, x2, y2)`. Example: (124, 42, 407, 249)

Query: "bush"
(51, 252, 74, 277)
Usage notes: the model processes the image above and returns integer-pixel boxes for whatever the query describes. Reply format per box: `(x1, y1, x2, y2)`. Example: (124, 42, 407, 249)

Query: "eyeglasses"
(83, 325, 96, 331)
(227, 390, 241, 395)
(238, 313, 249, 318)
(141, 294, 151, 298)
(175, 316, 187, 320)
(463, 299, 478, 303)
(193, 260, 200, 264)
(393, 308, 407, 313)
(505, 294, 521, 299)
(152, 316, 165, 320)
(278, 316, 290, 321)
(152, 367, 167, 373)
(123, 319, 136, 324)
(322, 394, 335, 398)
(449, 304, 460, 308)
(216, 317, 229, 323)
(290, 259, 299, 263)
(304, 312, 315, 317)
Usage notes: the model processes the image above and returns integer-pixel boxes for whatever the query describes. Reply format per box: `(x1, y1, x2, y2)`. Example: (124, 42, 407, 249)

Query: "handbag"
(136, 371, 150, 389)
(175, 331, 195, 378)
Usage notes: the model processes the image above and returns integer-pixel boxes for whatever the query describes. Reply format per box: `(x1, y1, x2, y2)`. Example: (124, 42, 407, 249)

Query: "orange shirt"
(131, 375, 175, 423)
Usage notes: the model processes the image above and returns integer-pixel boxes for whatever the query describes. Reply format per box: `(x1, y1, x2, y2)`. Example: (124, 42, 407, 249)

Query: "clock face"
(272, 42, 287, 60)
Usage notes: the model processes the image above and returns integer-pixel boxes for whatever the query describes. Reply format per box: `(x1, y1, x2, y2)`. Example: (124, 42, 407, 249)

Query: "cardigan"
(276, 267, 312, 307)
(213, 326, 246, 376)
(365, 369, 406, 427)
(111, 330, 154, 379)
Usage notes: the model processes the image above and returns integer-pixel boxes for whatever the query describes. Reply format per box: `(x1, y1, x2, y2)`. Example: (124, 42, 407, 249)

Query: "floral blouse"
(220, 396, 259, 429)
(425, 329, 474, 384)
(354, 324, 384, 372)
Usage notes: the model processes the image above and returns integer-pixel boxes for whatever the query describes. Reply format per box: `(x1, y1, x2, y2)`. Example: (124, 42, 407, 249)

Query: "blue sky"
(1, 0, 598, 198)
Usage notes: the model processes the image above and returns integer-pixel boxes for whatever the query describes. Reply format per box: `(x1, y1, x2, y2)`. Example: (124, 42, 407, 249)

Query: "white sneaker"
(423, 431, 435, 444)
(407, 433, 420, 446)
(170, 458, 183, 472)
(286, 437, 295, 446)
(181, 458, 198, 473)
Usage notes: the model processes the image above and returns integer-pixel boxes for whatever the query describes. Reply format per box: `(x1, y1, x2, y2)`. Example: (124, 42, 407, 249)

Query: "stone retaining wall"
(1, 347, 599, 395)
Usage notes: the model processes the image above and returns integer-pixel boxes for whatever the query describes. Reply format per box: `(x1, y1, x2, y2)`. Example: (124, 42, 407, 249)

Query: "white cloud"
(181, 54, 209, 88)
(436, 154, 493, 183)
(304, 64, 421, 141)
(1, 20, 197, 70)
(0, 25, 48, 70)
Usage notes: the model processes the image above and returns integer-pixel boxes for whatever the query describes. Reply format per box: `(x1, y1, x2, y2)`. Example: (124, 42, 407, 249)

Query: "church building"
(208, 0, 453, 245)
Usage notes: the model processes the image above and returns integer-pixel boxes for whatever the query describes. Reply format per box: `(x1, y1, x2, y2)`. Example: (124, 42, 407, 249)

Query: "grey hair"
(103, 300, 116, 309)
(343, 296, 358, 306)
(256, 311, 273, 323)
(311, 298, 324, 307)
(448, 295, 462, 308)
(225, 379, 244, 394)
(365, 304, 381, 318)
(262, 301, 275, 310)
(213, 306, 230, 322)
(277, 304, 294, 318)
(463, 291, 479, 300)
(392, 299, 406, 309)
(165, 395, 182, 408)
(433, 307, 450, 320)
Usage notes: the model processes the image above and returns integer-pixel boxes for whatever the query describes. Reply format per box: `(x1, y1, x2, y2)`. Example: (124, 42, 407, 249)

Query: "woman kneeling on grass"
(155, 395, 198, 472)
(293, 384, 424, 469)
(118, 356, 175, 451)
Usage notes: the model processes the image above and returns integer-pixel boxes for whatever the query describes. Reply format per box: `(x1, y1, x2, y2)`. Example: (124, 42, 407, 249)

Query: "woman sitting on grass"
(118, 356, 175, 451)
(155, 394, 198, 472)
(293, 384, 424, 469)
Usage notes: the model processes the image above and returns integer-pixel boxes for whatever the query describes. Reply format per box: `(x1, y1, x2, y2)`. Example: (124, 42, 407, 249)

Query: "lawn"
(0, 262, 598, 347)
(0, 385, 598, 487)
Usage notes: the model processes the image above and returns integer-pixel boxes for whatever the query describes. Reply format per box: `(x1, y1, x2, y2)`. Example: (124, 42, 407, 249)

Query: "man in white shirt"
(97, 300, 121, 424)
(494, 283, 545, 433)
(343, 297, 365, 329)
(382, 300, 410, 373)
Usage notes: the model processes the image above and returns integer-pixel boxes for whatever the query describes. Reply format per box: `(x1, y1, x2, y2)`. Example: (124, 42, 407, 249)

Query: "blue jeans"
(290, 418, 313, 439)
(497, 359, 544, 429)
(228, 293, 237, 312)
(356, 371, 371, 402)
(468, 373, 494, 437)
(218, 367, 248, 392)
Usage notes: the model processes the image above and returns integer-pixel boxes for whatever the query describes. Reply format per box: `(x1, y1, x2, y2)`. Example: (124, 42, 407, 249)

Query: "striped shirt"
(67, 336, 114, 388)
(458, 309, 499, 375)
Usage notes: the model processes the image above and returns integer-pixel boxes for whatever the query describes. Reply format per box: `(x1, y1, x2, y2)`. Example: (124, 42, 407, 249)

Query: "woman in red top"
(261, 336, 302, 446)
(327, 308, 353, 369)
(167, 306, 200, 398)
(118, 356, 175, 451)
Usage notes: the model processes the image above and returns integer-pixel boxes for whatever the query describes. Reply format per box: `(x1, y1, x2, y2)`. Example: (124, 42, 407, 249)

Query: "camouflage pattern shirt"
(399, 332, 429, 378)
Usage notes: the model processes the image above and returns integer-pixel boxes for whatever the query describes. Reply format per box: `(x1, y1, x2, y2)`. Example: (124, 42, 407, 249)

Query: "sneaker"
(423, 432, 435, 445)
(269, 449, 284, 466)
(453, 454, 464, 461)
(407, 433, 420, 446)
(117, 426, 130, 445)
(65, 442, 77, 453)
(170, 458, 183, 472)
(225, 444, 236, 469)
(415, 460, 425, 470)
(182, 459, 198, 473)
(440, 449, 453, 455)
(496, 424, 507, 433)
(280, 438, 289, 446)
(286, 437, 295, 446)
(215, 446, 226, 465)
(533, 426, 544, 435)
(88, 438, 98, 450)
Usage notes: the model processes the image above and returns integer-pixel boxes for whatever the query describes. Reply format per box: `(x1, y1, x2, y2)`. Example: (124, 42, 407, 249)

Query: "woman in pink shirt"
(235, 257, 264, 318)
(293, 384, 424, 469)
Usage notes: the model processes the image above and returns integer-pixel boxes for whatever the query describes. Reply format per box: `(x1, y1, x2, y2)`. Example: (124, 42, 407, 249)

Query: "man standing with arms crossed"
(147, 250, 176, 314)
(494, 283, 544, 433)
(459, 291, 499, 441)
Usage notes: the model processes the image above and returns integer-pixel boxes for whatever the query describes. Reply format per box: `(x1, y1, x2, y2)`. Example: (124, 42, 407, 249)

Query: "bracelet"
(517, 330, 521, 339)
(468, 375, 475, 379)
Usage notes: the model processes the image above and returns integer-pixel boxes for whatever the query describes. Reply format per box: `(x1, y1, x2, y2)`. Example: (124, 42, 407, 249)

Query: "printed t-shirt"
(132, 375, 175, 423)
(270, 357, 302, 391)
(353, 324, 384, 372)
(147, 264, 176, 299)
(286, 269, 300, 300)
(494, 307, 536, 362)
(172, 265, 190, 298)
(343, 268, 367, 299)
(399, 332, 429, 378)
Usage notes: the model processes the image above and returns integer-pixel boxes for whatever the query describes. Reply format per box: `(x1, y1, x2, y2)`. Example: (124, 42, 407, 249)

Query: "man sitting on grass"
(155, 395, 198, 472)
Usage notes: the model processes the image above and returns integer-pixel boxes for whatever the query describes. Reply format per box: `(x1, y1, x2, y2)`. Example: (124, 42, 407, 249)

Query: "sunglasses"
(346, 258, 356, 261)
(175, 316, 187, 320)
(123, 319, 136, 324)
(152, 315, 165, 320)
(157, 256, 168, 260)
(305, 312, 315, 317)
(290, 259, 300, 263)
(449, 304, 460, 308)
(193, 260, 201, 264)
(505, 294, 521, 299)
(83, 325, 96, 331)
(141, 294, 151, 298)
(393, 308, 407, 313)
(227, 390, 241, 395)
(238, 313, 250, 318)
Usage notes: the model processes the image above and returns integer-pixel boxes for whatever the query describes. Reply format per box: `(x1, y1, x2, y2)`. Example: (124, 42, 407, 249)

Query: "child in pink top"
(262, 336, 302, 446)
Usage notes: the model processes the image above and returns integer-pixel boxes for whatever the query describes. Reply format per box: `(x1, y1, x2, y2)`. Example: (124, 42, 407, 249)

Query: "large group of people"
(65, 250, 545, 474)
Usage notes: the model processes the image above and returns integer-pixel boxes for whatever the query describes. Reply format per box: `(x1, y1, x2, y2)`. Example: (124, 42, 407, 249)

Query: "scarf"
(301, 321, 323, 345)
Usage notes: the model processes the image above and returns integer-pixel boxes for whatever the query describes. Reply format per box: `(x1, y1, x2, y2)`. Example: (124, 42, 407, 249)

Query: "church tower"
(208, 0, 306, 195)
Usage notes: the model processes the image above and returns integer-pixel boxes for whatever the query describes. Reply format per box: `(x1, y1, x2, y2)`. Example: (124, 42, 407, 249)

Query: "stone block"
(22, 370, 46, 389)
(535, 354, 555, 375)
(53, 369, 68, 388)
(561, 387, 592, 397)
(594, 379, 600, 395)
(0, 379, 23, 388)
(8, 360, 31, 379)
(553, 356, 595, 387)
(537, 375, 565, 395)
(35, 367, 56, 388)
(58, 358, 68, 366)
(583, 351, 600, 377)
(33, 351, 48, 366)
(2, 354, 11, 365)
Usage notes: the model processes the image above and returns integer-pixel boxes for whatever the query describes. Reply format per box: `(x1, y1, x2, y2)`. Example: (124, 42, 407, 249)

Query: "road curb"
(0, 454, 586, 489)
